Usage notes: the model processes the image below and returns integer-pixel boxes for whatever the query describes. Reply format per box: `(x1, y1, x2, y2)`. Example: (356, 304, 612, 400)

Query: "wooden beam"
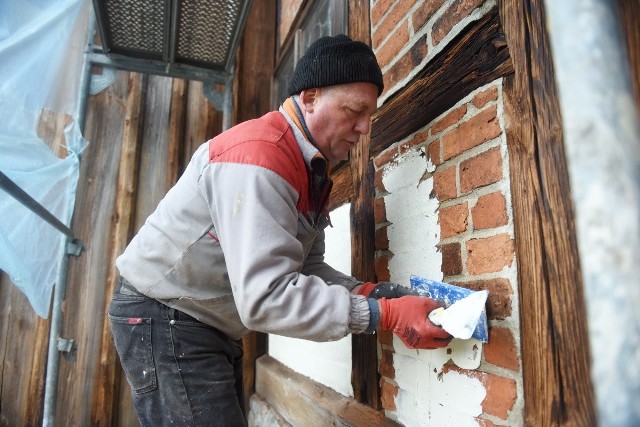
(255, 355, 400, 426)
(347, 0, 381, 408)
(499, 0, 596, 425)
(370, 8, 512, 158)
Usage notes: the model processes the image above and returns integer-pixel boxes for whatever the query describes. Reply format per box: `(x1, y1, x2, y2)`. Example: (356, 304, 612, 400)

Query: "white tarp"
(0, 0, 89, 317)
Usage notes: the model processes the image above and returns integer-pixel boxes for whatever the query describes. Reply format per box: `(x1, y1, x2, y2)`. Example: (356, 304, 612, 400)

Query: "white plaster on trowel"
(382, 151, 486, 425)
(268, 203, 353, 397)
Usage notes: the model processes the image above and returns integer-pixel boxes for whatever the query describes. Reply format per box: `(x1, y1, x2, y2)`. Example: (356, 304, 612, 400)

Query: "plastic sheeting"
(0, 0, 89, 317)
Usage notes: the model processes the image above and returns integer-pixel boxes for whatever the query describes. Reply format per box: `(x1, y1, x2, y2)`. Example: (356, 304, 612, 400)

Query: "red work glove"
(379, 296, 452, 349)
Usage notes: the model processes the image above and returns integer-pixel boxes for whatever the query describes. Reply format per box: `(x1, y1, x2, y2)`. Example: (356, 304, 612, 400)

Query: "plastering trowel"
(410, 275, 489, 342)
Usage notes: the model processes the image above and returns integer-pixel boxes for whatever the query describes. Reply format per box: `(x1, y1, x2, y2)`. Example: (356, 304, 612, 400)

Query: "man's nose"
(355, 117, 371, 135)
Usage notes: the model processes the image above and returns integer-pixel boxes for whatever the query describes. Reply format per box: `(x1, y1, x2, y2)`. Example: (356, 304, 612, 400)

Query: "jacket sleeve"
(301, 227, 361, 291)
(200, 160, 369, 341)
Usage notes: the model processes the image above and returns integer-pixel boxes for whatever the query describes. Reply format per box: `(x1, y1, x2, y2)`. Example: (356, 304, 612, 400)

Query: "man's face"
(301, 82, 378, 162)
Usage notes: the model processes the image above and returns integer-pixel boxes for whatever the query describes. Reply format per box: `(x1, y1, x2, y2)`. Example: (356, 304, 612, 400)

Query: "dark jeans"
(109, 277, 246, 427)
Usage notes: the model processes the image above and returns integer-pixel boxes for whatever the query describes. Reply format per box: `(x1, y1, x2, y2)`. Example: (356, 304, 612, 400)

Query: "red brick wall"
(373, 82, 521, 424)
(372, 0, 492, 99)
(369, 2, 522, 424)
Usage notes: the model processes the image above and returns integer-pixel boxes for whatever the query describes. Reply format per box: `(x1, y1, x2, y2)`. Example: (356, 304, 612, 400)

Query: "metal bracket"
(203, 82, 225, 111)
(57, 338, 77, 362)
(90, 65, 117, 95)
(67, 238, 84, 257)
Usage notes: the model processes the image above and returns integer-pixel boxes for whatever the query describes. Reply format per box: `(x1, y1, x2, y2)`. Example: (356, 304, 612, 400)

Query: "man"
(109, 34, 450, 426)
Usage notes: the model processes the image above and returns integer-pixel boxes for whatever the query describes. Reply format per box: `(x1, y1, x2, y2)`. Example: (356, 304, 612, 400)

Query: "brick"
(484, 327, 520, 372)
(432, 104, 467, 134)
(481, 373, 517, 419)
(443, 366, 517, 420)
(382, 34, 428, 95)
(413, 0, 446, 32)
(466, 233, 515, 275)
(433, 165, 457, 201)
(375, 225, 389, 250)
(374, 197, 387, 224)
(472, 191, 508, 229)
(371, 0, 396, 28)
(399, 129, 429, 154)
(376, 22, 410, 69)
(380, 379, 398, 411)
(473, 86, 498, 109)
(440, 242, 462, 276)
(432, 0, 485, 45)
(439, 202, 469, 238)
(375, 167, 386, 193)
(374, 147, 397, 168)
(372, 0, 414, 49)
(375, 254, 391, 281)
(442, 106, 501, 161)
(456, 278, 513, 320)
(379, 348, 395, 378)
(460, 147, 503, 194)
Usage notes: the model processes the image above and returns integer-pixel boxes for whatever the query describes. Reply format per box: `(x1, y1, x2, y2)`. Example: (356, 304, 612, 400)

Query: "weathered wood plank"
(0, 272, 49, 426)
(236, 0, 276, 414)
(255, 355, 399, 427)
(183, 80, 222, 168)
(90, 71, 145, 426)
(135, 74, 174, 228)
(56, 69, 131, 426)
(166, 78, 187, 189)
(370, 8, 512, 158)
(499, 0, 596, 425)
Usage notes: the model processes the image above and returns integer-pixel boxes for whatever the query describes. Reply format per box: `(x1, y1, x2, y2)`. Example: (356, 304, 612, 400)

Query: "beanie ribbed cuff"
(287, 34, 384, 96)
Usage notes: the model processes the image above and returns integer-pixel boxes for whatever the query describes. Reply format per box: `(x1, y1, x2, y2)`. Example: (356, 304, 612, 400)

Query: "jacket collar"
(280, 96, 329, 177)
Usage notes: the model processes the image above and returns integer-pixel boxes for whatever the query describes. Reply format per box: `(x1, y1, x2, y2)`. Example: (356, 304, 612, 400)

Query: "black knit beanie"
(287, 34, 384, 97)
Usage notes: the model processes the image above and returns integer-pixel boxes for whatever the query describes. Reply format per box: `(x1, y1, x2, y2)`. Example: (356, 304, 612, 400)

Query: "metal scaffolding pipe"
(542, 0, 640, 425)
(42, 7, 95, 426)
(222, 65, 234, 131)
(0, 171, 76, 240)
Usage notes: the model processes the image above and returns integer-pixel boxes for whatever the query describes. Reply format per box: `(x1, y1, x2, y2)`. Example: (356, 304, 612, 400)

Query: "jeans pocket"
(109, 314, 157, 394)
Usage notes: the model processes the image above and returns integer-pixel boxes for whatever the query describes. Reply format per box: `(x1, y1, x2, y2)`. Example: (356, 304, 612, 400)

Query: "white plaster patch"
(382, 152, 441, 285)
(382, 150, 487, 424)
(392, 352, 486, 427)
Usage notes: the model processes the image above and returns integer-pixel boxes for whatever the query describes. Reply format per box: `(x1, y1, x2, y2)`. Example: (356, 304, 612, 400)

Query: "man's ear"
(299, 88, 320, 112)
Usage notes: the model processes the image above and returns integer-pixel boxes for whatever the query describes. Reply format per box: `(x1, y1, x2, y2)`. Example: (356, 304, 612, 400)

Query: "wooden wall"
(0, 0, 275, 423)
(0, 71, 220, 426)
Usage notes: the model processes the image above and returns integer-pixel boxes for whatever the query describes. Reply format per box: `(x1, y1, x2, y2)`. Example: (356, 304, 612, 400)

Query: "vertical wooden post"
(348, 0, 380, 409)
(499, 1, 596, 424)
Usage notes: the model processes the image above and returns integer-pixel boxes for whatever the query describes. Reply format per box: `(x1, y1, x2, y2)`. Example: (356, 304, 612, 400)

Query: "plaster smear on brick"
(382, 150, 486, 425)
(382, 150, 440, 285)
